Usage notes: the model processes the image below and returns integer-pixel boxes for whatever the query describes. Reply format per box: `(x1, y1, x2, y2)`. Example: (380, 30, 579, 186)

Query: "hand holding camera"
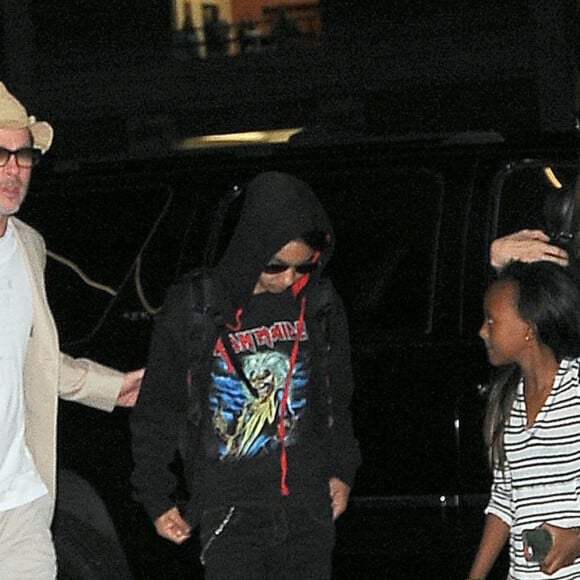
(522, 524, 580, 575)
(523, 526, 553, 562)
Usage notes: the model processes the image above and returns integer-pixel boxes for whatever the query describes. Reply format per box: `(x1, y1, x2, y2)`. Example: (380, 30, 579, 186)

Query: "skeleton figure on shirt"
(213, 350, 300, 459)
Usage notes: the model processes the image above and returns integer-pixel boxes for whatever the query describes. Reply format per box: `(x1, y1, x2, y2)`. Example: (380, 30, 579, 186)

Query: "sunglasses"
(262, 261, 319, 275)
(0, 147, 42, 168)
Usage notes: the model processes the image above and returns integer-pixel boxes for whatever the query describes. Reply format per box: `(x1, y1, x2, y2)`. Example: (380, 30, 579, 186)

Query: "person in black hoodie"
(130, 171, 361, 579)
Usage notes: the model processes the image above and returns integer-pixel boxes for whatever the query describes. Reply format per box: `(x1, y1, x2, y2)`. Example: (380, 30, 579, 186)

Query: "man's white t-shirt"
(0, 223, 47, 510)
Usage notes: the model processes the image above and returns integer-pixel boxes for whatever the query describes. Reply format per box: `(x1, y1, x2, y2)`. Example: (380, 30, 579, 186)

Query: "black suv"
(20, 134, 579, 578)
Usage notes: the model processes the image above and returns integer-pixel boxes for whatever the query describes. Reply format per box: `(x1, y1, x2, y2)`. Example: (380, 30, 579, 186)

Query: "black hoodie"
(131, 172, 360, 522)
(213, 171, 334, 314)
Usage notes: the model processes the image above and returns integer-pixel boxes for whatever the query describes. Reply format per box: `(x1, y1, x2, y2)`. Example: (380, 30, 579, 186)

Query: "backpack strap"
(308, 278, 334, 428)
(182, 271, 221, 425)
(176, 271, 223, 525)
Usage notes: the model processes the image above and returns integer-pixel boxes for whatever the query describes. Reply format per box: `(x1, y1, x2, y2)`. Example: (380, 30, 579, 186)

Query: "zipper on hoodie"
(200, 505, 236, 565)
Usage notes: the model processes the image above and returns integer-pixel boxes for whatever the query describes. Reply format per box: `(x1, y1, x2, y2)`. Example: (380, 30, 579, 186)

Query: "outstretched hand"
(490, 229, 569, 270)
(539, 524, 580, 575)
(116, 368, 144, 407)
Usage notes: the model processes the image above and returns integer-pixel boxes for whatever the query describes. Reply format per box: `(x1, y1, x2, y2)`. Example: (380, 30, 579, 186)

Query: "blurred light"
(173, 128, 303, 150)
(543, 166, 563, 189)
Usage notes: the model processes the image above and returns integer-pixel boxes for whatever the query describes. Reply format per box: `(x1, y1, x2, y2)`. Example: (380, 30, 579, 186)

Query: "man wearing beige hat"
(0, 82, 143, 578)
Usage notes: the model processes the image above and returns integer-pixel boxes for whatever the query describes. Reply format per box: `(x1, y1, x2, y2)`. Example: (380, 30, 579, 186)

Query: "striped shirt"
(486, 357, 580, 579)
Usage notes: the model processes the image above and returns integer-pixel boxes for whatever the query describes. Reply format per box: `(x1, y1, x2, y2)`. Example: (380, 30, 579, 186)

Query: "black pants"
(199, 498, 335, 580)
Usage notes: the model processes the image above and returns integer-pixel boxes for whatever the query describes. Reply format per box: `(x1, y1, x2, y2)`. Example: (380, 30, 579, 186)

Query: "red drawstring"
(226, 308, 244, 331)
(214, 337, 233, 373)
(213, 308, 245, 373)
(277, 294, 306, 496)
(291, 251, 319, 297)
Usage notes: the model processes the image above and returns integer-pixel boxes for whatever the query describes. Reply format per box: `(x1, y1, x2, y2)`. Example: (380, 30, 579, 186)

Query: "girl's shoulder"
(560, 357, 580, 375)
(554, 358, 580, 393)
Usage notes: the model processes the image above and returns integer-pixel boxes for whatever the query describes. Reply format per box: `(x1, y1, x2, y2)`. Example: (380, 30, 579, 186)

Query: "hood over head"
(213, 171, 334, 314)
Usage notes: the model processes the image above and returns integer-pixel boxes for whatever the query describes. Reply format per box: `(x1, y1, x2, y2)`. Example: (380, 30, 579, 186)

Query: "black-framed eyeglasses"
(262, 262, 318, 275)
(0, 147, 42, 168)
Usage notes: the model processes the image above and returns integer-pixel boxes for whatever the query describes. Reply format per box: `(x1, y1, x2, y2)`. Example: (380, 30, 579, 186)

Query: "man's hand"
(116, 368, 144, 407)
(490, 229, 569, 270)
(154, 506, 192, 544)
(329, 477, 350, 520)
(539, 524, 580, 574)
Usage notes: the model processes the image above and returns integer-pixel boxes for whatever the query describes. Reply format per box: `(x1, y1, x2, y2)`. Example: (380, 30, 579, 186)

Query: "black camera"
(522, 526, 552, 562)
(544, 186, 576, 250)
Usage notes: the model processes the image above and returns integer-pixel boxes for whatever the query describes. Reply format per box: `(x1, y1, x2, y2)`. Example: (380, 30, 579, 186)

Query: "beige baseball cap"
(0, 82, 53, 153)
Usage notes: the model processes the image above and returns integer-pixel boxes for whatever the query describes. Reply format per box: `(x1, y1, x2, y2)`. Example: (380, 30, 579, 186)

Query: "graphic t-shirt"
(200, 290, 325, 504)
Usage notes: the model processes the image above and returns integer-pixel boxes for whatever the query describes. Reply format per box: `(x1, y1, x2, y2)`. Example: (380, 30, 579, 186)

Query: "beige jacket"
(10, 217, 122, 516)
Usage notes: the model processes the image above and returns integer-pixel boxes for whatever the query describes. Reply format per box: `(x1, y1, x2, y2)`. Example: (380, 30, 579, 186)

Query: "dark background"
(3, 1, 580, 577)
(0, 0, 577, 162)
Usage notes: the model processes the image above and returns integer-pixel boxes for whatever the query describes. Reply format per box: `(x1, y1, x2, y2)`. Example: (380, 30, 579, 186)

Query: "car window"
(307, 166, 444, 337)
(492, 160, 579, 241)
(174, 163, 446, 338)
(19, 178, 175, 347)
